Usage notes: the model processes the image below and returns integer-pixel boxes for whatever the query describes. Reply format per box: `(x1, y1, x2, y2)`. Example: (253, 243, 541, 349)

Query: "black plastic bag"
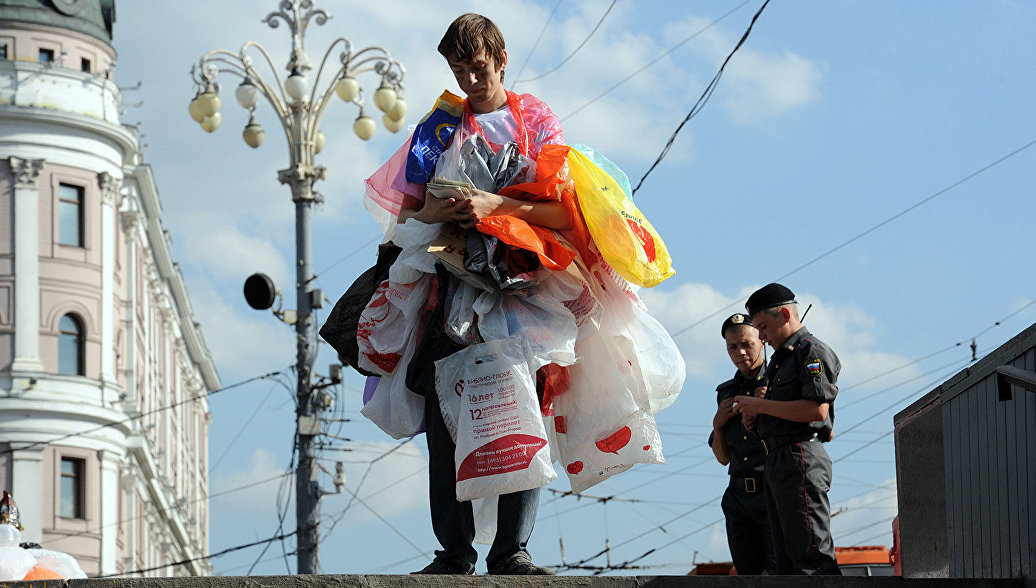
(404, 264, 469, 397)
(319, 242, 402, 376)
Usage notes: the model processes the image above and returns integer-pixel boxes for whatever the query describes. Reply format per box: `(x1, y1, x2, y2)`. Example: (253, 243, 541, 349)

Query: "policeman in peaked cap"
(733, 283, 842, 575)
(709, 313, 775, 574)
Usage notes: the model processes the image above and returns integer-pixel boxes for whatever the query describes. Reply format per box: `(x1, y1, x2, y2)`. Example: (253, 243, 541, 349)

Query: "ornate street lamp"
(188, 0, 405, 574)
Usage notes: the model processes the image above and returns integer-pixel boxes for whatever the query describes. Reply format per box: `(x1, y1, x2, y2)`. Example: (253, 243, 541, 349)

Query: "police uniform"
(709, 317, 775, 576)
(747, 284, 841, 575)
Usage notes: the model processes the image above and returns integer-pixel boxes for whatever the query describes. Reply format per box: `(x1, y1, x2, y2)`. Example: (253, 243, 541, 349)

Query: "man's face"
(724, 326, 764, 375)
(447, 50, 507, 113)
(749, 309, 785, 349)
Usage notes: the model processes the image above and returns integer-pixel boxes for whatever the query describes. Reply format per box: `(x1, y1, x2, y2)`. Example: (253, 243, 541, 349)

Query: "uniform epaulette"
(716, 377, 738, 393)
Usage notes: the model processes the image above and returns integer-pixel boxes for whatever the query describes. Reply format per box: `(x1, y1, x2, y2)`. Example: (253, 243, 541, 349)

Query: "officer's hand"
(733, 395, 762, 420)
(742, 412, 757, 432)
(753, 386, 767, 398)
(713, 397, 736, 429)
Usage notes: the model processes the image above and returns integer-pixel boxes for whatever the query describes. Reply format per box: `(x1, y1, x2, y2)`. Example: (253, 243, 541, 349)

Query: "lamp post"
(189, 0, 405, 574)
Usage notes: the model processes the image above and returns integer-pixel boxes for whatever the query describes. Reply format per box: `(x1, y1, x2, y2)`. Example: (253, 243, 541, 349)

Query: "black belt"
(730, 473, 762, 493)
(760, 432, 819, 454)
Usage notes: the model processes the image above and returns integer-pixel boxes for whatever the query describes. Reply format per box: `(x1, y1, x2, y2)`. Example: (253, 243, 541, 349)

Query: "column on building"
(9, 157, 45, 372)
(98, 172, 120, 391)
(98, 449, 120, 575)
(9, 443, 44, 544)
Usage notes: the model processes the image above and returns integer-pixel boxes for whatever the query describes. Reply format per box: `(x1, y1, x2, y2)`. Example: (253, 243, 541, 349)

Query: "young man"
(734, 283, 841, 575)
(709, 314, 775, 574)
(404, 14, 561, 576)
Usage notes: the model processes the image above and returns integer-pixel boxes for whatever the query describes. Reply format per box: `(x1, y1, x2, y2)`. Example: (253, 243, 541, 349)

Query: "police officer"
(734, 283, 841, 575)
(709, 313, 775, 574)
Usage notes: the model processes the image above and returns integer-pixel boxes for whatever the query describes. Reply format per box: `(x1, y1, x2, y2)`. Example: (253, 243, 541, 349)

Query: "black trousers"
(722, 474, 775, 574)
(763, 440, 841, 575)
(423, 379, 539, 571)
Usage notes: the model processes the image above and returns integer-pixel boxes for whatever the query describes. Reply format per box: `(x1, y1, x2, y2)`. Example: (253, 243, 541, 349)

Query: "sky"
(110, 0, 1036, 576)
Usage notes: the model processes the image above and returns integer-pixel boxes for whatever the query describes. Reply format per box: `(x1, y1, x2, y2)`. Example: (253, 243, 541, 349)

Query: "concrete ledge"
(4, 576, 1032, 588)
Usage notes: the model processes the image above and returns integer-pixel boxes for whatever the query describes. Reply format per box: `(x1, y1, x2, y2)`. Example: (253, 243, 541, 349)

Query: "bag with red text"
(435, 335, 556, 501)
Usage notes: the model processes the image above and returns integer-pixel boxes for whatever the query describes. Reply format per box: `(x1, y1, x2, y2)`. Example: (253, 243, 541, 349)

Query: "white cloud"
(211, 448, 290, 514)
(663, 15, 824, 124)
(639, 283, 921, 392)
(186, 280, 296, 375)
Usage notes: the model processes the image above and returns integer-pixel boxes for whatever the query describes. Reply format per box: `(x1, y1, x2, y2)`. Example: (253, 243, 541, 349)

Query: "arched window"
(58, 314, 84, 376)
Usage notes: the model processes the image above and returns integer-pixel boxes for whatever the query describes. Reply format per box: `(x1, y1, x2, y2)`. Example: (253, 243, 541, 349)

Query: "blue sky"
(112, 0, 1035, 575)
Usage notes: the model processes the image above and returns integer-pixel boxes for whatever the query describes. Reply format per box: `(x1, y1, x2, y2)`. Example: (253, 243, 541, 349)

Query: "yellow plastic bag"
(567, 149, 675, 287)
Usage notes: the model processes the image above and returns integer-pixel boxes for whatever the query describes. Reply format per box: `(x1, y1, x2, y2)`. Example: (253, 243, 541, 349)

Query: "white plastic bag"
(0, 546, 35, 581)
(435, 336, 556, 501)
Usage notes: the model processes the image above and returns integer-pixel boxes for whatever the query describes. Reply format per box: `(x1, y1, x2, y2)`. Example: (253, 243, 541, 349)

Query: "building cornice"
(129, 164, 220, 393)
(0, 106, 138, 166)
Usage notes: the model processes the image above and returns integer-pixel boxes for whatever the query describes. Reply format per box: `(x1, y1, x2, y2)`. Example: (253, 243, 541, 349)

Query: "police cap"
(746, 283, 797, 317)
(720, 313, 753, 338)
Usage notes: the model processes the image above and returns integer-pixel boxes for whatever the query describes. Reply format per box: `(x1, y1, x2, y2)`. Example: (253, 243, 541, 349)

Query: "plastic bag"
(567, 146, 675, 287)
(406, 90, 464, 184)
(320, 243, 402, 376)
(0, 546, 35, 581)
(25, 550, 86, 579)
(434, 336, 556, 501)
(360, 328, 426, 439)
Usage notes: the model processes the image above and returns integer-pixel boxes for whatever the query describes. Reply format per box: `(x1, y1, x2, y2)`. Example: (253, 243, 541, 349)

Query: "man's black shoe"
(411, 558, 476, 575)
(487, 552, 556, 575)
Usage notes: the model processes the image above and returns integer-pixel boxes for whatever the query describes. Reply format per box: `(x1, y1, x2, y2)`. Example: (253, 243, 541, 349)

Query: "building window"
(58, 184, 84, 247)
(60, 457, 85, 518)
(0, 44, 8, 60)
(58, 314, 85, 376)
(80, 57, 91, 73)
(39, 48, 54, 64)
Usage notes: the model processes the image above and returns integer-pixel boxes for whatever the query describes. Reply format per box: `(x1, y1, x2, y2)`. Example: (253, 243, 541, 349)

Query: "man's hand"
(713, 397, 736, 430)
(459, 188, 504, 228)
(733, 395, 762, 431)
(416, 191, 477, 225)
(753, 385, 767, 398)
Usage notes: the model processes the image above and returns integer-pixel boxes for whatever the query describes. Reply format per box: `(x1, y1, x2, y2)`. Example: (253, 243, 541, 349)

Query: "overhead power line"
(509, 0, 562, 90)
(668, 139, 1036, 339)
(632, 0, 771, 196)
(516, 1, 618, 84)
(561, 0, 752, 122)
(44, 472, 292, 547)
(0, 370, 282, 456)
(100, 531, 297, 578)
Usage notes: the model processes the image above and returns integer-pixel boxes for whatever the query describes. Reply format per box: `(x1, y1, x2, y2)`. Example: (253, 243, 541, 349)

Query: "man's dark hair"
(438, 13, 506, 67)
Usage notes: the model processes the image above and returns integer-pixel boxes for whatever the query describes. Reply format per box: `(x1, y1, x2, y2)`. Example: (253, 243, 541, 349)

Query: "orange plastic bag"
(477, 144, 578, 271)
(566, 149, 675, 287)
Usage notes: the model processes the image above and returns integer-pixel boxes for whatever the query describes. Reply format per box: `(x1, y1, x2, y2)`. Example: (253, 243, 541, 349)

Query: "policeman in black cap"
(709, 313, 775, 574)
(733, 283, 841, 575)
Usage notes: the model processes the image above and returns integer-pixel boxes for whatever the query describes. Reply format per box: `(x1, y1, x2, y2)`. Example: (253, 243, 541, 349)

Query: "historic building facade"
(0, 0, 217, 576)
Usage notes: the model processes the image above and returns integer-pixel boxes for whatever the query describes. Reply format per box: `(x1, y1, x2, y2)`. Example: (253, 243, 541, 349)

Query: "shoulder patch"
(805, 358, 823, 376)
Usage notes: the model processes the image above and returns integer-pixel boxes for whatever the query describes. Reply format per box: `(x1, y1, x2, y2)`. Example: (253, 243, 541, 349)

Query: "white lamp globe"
(197, 91, 221, 117)
(314, 131, 326, 154)
(243, 120, 265, 148)
(188, 97, 205, 122)
(201, 112, 222, 133)
(373, 85, 397, 113)
(285, 73, 308, 102)
(354, 113, 375, 141)
(383, 113, 405, 133)
(235, 80, 260, 109)
(335, 76, 359, 102)
(387, 97, 407, 122)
